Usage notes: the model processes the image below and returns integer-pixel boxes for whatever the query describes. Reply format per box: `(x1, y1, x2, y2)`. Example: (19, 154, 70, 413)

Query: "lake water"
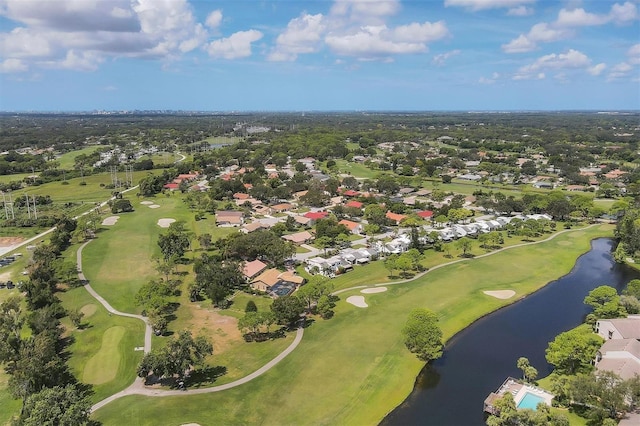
(382, 238, 639, 426)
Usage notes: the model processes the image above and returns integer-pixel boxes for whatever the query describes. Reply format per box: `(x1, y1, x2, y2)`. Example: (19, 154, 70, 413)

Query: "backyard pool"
(517, 392, 546, 410)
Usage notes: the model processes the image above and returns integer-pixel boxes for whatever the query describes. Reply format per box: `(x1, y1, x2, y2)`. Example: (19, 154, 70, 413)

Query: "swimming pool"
(517, 392, 545, 410)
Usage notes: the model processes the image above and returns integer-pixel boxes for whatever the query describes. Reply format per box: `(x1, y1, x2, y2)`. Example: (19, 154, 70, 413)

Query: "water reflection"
(382, 239, 638, 426)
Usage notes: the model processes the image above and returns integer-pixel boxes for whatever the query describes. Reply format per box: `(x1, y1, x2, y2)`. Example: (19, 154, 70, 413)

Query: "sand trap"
(180, 424, 202, 426)
(346, 295, 368, 308)
(483, 290, 516, 299)
(80, 304, 97, 318)
(157, 218, 176, 228)
(101, 216, 119, 226)
(140, 201, 154, 205)
(148, 204, 161, 209)
(361, 287, 388, 294)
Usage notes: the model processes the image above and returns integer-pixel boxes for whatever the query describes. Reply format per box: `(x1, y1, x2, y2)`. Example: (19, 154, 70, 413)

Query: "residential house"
(386, 211, 407, 225)
(596, 316, 640, 340)
(282, 230, 314, 245)
(251, 268, 281, 292)
(216, 210, 244, 227)
(242, 259, 267, 281)
(271, 203, 294, 214)
(338, 219, 363, 235)
(345, 200, 363, 209)
(595, 338, 640, 381)
(242, 222, 268, 234)
(304, 211, 329, 222)
(417, 210, 434, 220)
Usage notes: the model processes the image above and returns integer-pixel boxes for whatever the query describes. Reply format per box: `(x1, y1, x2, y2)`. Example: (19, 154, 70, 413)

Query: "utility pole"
(25, 194, 31, 219)
(32, 195, 37, 219)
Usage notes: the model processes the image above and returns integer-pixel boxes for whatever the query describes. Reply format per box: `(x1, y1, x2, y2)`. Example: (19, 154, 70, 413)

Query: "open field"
(332, 159, 380, 179)
(55, 146, 106, 169)
(92, 224, 613, 425)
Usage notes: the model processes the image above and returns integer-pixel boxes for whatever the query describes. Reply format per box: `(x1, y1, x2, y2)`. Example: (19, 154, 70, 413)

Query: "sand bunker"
(140, 201, 154, 205)
(346, 295, 368, 308)
(483, 290, 516, 299)
(148, 204, 161, 209)
(157, 218, 176, 228)
(101, 216, 119, 226)
(361, 287, 388, 294)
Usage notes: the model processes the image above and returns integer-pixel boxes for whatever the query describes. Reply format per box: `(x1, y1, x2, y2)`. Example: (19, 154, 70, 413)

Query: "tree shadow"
(185, 366, 228, 388)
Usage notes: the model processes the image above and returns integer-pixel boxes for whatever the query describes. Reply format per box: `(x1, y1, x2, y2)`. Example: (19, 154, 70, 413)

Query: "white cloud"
(513, 48, 592, 79)
(331, 0, 401, 22)
(502, 23, 572, 53)
(325, 20, 448, 59)
(588, 63, 606, 76)
(326, 26, 425, 57)
(507, 6, 534, 16)
(0, 0, 219, 71)
(392, 21, 449, 42)
(0, 58, 28, 73)
(503, 2, 639, 53)
(268, 1, 449, 62)
(607, 62, 633, 81)
(432, 49, 461, 66)
(609, 2, 638, 25)
(205, 10, 223, 29)
(267, 13, 326, 62)
(206, 30, 263, 59)
(444, 0, 535, 11)
(556, 8, 608, 27)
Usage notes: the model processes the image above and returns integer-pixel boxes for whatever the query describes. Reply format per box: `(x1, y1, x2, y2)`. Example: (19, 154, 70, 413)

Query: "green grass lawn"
(333, 159, 380, 179)
(57, 285, 145, 403)
(92, 224, 614, 426)
(55, 146, 106, 170)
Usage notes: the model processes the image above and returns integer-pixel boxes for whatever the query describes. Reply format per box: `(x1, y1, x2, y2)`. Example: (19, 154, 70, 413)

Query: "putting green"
(80, 303, 98, 318)
(83, 326, 125, 385)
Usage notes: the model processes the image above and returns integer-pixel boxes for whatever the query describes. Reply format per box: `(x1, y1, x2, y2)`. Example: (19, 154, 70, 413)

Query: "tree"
(245, 300, 258, 313)
(568, 371, 632, 421)
(315, 235, 333, 256)
(19, 384, 91, 426)
(455, 237, 472, 257)
(110, 198, 134, 214)
(623, 279, 640, 299)
(584, 285, 622, 319)
(135, 280, 172, 314)
(296, 276, 333, 312)
(271, 295, 305, 327)
(198, 233, 212, 250)
(545, 325, 603, 375)
(137, 330, 213, 382)
(517, 357, 531, 381)
(384, 254, 398, 277)
(193, 256, 245, 307)
(402, 308, 443, 362)
(68, 309, 84, 328)
(158, 229, 190, 262)
(396, 253, 413, 277)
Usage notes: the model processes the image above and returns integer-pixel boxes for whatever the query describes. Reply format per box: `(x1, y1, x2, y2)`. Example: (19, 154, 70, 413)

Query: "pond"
(382, 238, 639, 426)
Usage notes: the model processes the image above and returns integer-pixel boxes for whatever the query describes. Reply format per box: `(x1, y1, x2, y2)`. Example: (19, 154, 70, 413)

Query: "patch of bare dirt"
(0, 236, 24, 247)
(187, 305, 242, 354)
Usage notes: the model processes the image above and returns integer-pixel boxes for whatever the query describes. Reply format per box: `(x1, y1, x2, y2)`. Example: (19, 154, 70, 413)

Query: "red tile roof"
(345, 200, 363, 209)
(343, 190, 360, 197)
(304, 211, 329, 220)
(417, 210, 434, 218)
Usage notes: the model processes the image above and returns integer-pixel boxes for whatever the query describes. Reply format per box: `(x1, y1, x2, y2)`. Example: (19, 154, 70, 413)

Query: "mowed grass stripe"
(83, 326, 126, 385)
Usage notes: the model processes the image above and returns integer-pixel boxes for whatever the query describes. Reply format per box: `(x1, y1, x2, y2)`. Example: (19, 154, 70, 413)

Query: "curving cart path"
(83, 221, 600, 411)
(77, 240, 304, 412)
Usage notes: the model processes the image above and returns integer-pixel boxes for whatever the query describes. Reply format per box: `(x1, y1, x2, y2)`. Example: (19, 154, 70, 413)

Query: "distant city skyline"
(1, 0, 639, 111)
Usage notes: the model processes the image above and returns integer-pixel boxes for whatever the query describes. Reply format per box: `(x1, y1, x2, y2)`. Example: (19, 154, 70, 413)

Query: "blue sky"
(0, 0, 638, 111)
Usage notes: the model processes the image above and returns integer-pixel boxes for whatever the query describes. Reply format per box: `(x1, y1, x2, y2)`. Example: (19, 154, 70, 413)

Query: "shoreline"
(379, 234, 612, 424)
